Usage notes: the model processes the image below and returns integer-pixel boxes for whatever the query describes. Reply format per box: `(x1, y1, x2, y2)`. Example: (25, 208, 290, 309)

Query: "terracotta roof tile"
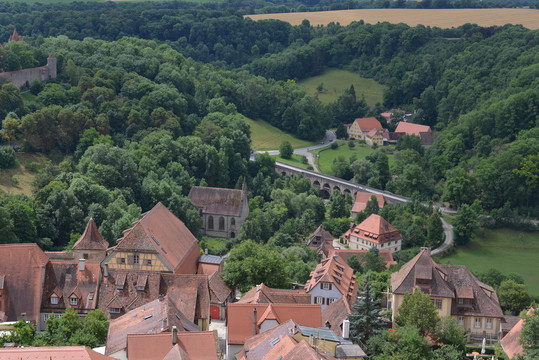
(98, 269, 161, 318)
(115, 203, 200, 274)
(188, 186, 244, 216)
(238, 284, 311, 305)
(227, 304, 322, 345)
(127, 331, 218, 360)
(304, 257, 358, 306)
(105, 296, 199, 356)
(162, 344, 191, 360)
(0, 244, 48, 325)
(351, 192, 386, 214)
(502, 315, 522, 333)
(208, 272, 232, 305)
(500, 309, 535, 359)
(283, 339, 337, 360)
(353, 117, 383, 132)
(0, 346, 116, 360)
(160, 274, 210, 322)
(72, 218, 109, 250)
(351, 214, 401, 245)
(395, 122, 431, 136)
(41, 261, 100, 313)
(321, 297, 350, 336)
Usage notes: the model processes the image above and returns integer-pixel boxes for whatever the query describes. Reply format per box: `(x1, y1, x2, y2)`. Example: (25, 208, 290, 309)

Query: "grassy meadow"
(0, 153, 48, 197)
(299, 69, 385, 105)
(244, 117, 317, 151)
(247, 9, 539, 30)
(271, 154, 312, 169)
(440, 228, 539, 297)
(311, 142, 395, 175)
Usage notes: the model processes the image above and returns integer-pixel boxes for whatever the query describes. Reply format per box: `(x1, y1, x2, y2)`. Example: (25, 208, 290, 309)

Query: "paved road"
(431, 217, 454, 256)
(253, 130, 336, 172)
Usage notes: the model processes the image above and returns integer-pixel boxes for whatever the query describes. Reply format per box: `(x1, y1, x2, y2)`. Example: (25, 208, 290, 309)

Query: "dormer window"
(70, 295, 78, 306)
(50, 294, 59, 305)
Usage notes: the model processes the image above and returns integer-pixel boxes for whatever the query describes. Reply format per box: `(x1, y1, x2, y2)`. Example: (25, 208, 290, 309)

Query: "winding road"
(252, 129, 455, 256)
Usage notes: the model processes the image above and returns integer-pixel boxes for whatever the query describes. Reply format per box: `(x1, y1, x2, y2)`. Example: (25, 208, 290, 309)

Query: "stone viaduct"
(275, 161, 410, 204)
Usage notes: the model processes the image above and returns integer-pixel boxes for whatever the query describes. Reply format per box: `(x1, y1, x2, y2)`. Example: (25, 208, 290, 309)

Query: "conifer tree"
(349, 276, 386, 344)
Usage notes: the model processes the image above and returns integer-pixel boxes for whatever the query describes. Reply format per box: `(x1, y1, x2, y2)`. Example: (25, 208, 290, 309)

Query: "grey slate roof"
(198, 254, 224, 265)
(335, 344, 367, 358)
(297, 326, 340, 342)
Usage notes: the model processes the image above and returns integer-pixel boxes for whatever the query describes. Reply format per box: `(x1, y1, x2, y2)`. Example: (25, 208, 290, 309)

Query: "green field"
(441, 228, 539, 297)
(244, 117, 316, 151)
(271, 154, 312, 170)
(299, 69, 386, 105)
(311, 142, 395, 175)
(0, 153, 49, 197)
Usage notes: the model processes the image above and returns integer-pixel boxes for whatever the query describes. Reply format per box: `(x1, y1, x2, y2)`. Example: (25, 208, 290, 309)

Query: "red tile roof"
(0, 244, 48, 325)
(208, 272, 232, 305)
(162, 344, 191, 360)
(0, 346, 115, 360)
(500, 309, 535, 359)
(391, 249, 504, 318)
(304, 256, 358, 306)
(322, 297, 350, 336)
(351, 214, 401, 245)
(353, 117, 383, 132)
(127, 331, 218, 360)
(395, 122, 431, 136)
(188, 186, 245, 216)
(238, 283, 311, 305)
(8, 29, 22, 42)
(227, 304, 322, 345)
(98, 269, 161, 318)
(160, 274, 210, 322)
(115, 202, 200, 274)
(41, 261, 100, 313)
(105, 296, 199, 356)
(351, 192, 386, 214)
(73, 218, 109, 250)
(328, 249, 395, 269)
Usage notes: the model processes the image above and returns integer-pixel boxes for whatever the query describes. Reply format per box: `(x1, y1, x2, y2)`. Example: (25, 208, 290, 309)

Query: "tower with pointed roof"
(8, 28, 22, 42)
(72, 218, 109, 263)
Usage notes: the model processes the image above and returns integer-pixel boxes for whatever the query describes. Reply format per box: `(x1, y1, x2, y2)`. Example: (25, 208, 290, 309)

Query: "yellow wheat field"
(246, 9, 539, 29)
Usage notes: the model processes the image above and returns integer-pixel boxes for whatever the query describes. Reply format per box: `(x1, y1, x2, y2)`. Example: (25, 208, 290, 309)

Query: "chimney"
(172, 326, 177, 346)
(104, 263, 108, 278)
(256, 284, 260, 292)
(420, 247, 431, 256)
(205, 248, 208, 255)
(253, 308, 257, 335)
(79, 258, 86, 272)
(342, 320, 350, 339)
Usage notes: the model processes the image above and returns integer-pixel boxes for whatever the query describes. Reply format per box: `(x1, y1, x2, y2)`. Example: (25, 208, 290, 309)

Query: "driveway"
(431, 217, 454, 256)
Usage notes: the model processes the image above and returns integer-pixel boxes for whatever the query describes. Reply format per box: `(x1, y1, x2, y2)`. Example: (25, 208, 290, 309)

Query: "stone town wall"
(0, 57, 56, 88)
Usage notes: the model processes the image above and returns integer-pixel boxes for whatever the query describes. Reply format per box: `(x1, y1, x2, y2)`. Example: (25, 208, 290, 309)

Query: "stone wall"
(0, 55, 56, 88)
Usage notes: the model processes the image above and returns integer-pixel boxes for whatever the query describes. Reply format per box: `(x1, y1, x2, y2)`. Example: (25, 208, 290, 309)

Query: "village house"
(391, 248, 504, 344)
(208, 272, 233, 320)
(103, 202, 200, 275)
(197, 253, 226, 274)
(39, 259, 101, 330)
(365, 129, 389, 147)
(307, 225, 335, 258)
(237, 283, 311, 305)
(394, 122, 434, 146)
(126, 328, 219, 360)
(0, 244, 49, 330)
(347, 117, 383, 140)
(304, 256, 358, 311)
(348, 214, 402, 253)
(188, 183, 249, 239)
(226, 303, 322, 358)
(500, 308, 535, 359)
(322, 297, 350, 337)
(105, 296, 199, 359)
(351, 192, 386, 218)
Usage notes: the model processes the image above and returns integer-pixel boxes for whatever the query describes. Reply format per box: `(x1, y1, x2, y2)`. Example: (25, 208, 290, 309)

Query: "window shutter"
(329, 283, 332, 290)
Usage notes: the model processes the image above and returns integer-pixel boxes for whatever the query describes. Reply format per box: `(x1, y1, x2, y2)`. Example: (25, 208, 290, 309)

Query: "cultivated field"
(299, 69, 386, 105)
(247, 9, 539, 30)
(244, 117, 317, 151)
(441, 228, 539, 298)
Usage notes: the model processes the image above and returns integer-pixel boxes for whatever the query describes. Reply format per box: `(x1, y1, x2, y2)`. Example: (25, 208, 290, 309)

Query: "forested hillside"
(0, 2, 538, 252)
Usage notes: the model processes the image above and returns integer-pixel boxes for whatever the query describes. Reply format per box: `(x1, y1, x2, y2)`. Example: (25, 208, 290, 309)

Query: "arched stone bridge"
(275, 161, 410, 204)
